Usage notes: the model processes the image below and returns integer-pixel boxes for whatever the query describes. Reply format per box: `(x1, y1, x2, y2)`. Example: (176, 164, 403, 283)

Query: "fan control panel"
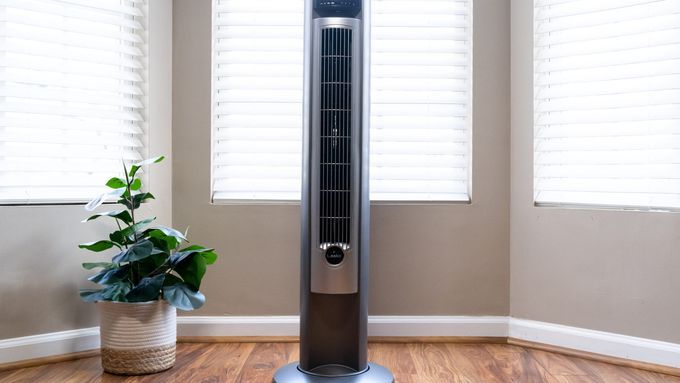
(314, 0, 361, 17)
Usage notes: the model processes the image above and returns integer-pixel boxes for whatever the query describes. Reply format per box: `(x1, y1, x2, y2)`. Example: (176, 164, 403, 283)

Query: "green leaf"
(126, 274, 165, 302)
(84, 188, 125, 211)
(108, 283, 132, 301)
(80, 289, 106, 303)
(108, 231, 126, 246)
(121, 192, 155, 210)
(163, 273, 184, 287)
(147, 231, 180, 253)
(80, 282, 131, 303)
(129, 178, 142, 191)
(169, 245, 215, 266)
(106, 177, 127, 189)
(150, 226, 187, 241)
(162, 283, 205, 311)
(129, 156, 165, 178)
(79, 240, 119, 252)
(133, 192, 155, 205)
(82, 210, 133, 225)
(88, 264, 130, 285)
(112, 240, 154, 263)
(200, 250, 218, 265)
(151, 247, 169, 256)
(174, 254, 206, 290)
(82, 262, 114, 270)
(136, 253, 170, 277)
(131, 216, 156, 234)
(109, 217, 156, 245)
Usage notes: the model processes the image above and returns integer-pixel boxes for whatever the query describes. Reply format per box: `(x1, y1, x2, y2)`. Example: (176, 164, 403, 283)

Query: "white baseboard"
(1, 316, 678, 371)
(176, 316, 299, 337)
(176, 315, 509, 338)
(0, 327, 100, 366)
(509, 318, 680, 369)
(367, 316, 509, 337)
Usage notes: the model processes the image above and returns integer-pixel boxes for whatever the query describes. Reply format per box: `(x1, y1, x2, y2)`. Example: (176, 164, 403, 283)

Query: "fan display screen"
(319, 27, 353, 248)
(314, 0, 361, 17)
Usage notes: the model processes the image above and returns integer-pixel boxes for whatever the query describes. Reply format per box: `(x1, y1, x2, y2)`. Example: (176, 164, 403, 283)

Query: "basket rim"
(96, 300, 170, 307)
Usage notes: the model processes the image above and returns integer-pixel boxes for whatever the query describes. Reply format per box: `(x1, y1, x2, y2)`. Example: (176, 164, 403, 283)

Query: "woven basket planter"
(98, 300, 177, 375)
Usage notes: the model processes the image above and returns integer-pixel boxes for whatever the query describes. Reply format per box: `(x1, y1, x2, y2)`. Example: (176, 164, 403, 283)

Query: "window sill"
(210, 199, 473, 207)
(533, 202, 680, 214)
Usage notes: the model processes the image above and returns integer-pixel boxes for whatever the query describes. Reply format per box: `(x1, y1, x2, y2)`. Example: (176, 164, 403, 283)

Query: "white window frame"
(0, 0, 149, 206)
(210, 0, 473, 204)
(532, 0, 680, 212)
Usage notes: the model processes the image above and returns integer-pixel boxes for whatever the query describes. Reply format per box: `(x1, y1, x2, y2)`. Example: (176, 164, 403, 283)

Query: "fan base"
(273, 363, 394, 383)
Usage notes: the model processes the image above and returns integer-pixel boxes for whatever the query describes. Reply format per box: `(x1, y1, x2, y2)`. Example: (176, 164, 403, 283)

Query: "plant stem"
(114, 218, 128, 250)
(122, 165, 137, 243)
(148, 259, 172, 277)
(121, 161, 138, 285)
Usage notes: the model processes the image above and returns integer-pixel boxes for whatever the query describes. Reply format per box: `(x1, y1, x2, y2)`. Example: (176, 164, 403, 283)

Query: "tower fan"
(273, 0, 394, 382)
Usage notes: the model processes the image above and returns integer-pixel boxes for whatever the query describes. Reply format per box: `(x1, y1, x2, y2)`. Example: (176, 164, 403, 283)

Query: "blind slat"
(1, 57, 143, 81)
(0, 117, 143, 135)
(2, 0, 144, 29)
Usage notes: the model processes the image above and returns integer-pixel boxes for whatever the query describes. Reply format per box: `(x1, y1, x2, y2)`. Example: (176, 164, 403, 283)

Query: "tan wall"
(0, 0, 174, 340)
(510, 0, 680, 344)
(173, 0, 511, 317)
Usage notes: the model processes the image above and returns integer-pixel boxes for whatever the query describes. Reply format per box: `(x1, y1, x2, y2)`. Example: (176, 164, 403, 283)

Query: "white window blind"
(211, 0, 472, 202)
(212, 0, 305, 201)
(0, 0, 147, 204)
(371, 0, 472, 201)
(534, 0, 680, 209)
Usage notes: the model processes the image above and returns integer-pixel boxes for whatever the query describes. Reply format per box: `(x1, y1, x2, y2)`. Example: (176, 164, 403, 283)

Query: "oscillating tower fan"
(273, 0, 394, 382)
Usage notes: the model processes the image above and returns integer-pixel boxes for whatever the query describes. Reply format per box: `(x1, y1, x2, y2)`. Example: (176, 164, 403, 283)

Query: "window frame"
(0, 0, 150, 206)
(531, 0, 680, 213)
(210, 0, 474, 205)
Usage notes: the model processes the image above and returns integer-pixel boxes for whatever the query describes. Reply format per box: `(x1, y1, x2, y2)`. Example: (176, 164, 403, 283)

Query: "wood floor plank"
(548, 375, 602, 383)
(0, 366, 47, 383)
(567, 353, 680, 383)
(368, 343, 417, 375)
(192, 343, 255, 381)
(483, 344, 554, 383)
(131, 343, 212, 383)
(285, 343, 299, 364)
(234, 343, 293, 383)
(389, 373, 423, 383)
(444, 343, 508, 383)
(407, 343, 465, 383)
(1, 342, 678, 382)
(528, 348, 595, 378)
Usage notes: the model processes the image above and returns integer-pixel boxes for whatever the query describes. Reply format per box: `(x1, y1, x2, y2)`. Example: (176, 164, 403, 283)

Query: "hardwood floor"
(0, 343, 678, 382)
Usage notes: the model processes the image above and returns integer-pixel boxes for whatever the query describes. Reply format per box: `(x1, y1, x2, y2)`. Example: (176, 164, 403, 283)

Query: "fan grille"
(319, 27, 353, 249)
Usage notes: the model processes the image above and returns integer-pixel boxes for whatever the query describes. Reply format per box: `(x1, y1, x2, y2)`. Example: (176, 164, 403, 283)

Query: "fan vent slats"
(319, 27, 353, 248)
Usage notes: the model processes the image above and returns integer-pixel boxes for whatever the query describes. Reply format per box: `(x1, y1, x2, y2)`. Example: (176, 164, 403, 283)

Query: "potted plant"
(79, 156, 217, 375)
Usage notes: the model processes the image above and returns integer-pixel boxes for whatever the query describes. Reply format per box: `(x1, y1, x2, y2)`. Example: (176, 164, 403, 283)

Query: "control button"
(325, 246, 345, 265)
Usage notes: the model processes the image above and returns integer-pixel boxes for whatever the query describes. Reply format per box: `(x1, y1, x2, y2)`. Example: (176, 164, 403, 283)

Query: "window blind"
(370, 0, 472, 201)
(0, 0, 147, 204)
(211, 0, 472, 202)
(212, 0, 305, 201)
(534, 0, 680, 209)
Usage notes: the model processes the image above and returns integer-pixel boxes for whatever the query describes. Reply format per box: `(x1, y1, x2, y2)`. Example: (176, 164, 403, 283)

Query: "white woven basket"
(98, 300, 177, 375)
